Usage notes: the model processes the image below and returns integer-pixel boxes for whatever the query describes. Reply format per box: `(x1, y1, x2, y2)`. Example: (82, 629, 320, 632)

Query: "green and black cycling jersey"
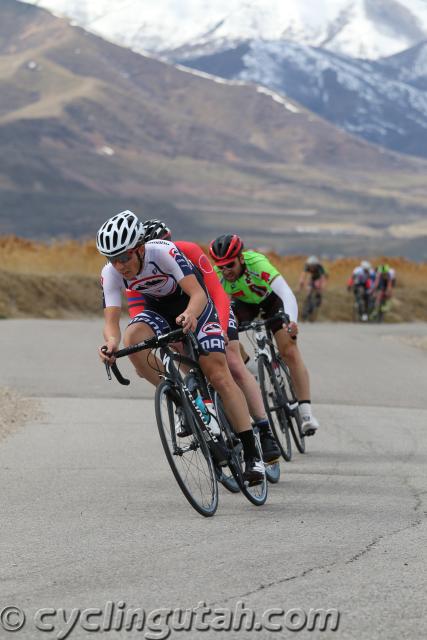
(304, 263, 326, 282)
(214, 250, 280, 303)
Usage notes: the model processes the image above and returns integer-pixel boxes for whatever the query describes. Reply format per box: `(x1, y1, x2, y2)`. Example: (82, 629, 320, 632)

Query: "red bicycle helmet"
(209, 234, 244, 265)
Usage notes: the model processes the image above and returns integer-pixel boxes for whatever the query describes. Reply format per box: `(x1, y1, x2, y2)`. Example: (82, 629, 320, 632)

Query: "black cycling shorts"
(232, 292, 285, 334)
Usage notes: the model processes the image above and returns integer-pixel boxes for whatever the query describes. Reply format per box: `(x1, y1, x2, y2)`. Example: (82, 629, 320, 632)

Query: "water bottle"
(193, 395, 220, 437)
(203, 400, 221, 437)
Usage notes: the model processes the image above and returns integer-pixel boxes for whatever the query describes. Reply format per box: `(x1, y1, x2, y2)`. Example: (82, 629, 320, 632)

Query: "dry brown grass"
(1, 235, 426, 321)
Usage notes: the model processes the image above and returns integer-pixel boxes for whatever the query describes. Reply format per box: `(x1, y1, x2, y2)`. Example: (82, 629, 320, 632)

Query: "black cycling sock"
(298, 400, 311, 405)
(239, 429, 258, 459)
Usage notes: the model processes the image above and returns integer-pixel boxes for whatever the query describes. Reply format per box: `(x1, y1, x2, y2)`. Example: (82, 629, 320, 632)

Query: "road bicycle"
(302, 288, 322, 322)
(370, 290, 391, 323)
(351, 285, 373, 322)
(239, 312, 306, 462)
(104, 328, 267, 517)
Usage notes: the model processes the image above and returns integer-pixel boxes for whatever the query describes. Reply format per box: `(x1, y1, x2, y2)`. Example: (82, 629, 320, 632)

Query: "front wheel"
(258, 356, 292, 461)
(276, 358, 306, 454)
(155, 381, 218, 517)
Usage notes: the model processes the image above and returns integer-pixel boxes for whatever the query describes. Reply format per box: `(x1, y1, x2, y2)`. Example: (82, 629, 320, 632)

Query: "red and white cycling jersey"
(101, 240, 203, 314)
(125, 240, 231, 335)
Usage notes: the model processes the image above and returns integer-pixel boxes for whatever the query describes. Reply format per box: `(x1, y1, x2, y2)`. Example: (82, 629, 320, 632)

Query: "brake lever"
(101, 346, 112, 380)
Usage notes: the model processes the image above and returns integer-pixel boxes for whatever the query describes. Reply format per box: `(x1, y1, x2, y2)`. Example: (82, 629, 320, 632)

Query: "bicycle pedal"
(303, 428, 316, 437)
(244, 478, 264, 487)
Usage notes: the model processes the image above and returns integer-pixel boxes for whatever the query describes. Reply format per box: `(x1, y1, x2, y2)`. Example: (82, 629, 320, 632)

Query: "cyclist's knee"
(208, 365, 232, 391)
(225, 347, 245, 381)
(280, 343, 300, 366)
(124, 322, 154, 347)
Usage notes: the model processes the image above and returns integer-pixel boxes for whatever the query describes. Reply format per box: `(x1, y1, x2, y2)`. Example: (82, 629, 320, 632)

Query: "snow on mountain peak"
(21, 0, 427, 60)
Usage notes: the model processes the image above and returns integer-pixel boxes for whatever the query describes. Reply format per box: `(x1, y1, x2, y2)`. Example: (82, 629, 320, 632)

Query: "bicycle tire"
(216, 467, 240, 493)
(155, 381, 218, 517)
(258, 356, 292, 461)
(265, 461, 281, 483)
(276, 358, 306, 454)
(302, 293, 313, 322)
(214, 393, 268, 506)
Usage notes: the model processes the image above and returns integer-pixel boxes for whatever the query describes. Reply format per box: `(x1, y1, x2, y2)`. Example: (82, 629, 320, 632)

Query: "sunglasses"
(108, 249, 136, 264)
(217, 260, 237, 270)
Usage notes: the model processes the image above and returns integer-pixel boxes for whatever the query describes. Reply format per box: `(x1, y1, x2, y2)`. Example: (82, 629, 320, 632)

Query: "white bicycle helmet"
(360, 260, 372, 270)
(96, 210, 144, 258)
(306, 255, 319, 266)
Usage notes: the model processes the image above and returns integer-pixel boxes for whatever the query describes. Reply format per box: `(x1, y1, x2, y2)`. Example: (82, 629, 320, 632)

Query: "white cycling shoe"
(300, 412, 320, 437)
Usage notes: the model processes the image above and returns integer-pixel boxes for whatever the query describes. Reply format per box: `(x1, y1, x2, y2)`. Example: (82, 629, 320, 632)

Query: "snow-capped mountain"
(21, 0, 427, 60)
(182, 39, 427, 157)
(20, 0, 427, 159)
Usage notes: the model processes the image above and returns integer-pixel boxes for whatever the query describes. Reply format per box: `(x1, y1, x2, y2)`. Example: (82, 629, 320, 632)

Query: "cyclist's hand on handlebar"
(286, 321, 299, 338)
(99, 337, 119, 364)
(176, 311, 197, 334)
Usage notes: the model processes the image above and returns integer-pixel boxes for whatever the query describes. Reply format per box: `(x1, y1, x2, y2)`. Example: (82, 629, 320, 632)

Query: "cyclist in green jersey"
(209, 235, 319, 436)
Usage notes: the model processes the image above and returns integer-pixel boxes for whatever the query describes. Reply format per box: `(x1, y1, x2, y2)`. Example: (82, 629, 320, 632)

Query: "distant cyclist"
(209, 234, 320, 437)
(125, 219, 280, 465)
(97, 211, 265, 483)
(298, 256, 327, 321)
(371, 264, 393, 319)
(347, 260, 374, 321)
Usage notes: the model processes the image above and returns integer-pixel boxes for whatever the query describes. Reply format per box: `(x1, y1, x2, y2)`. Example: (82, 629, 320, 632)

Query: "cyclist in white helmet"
(347, 260, 375, 321)
(97, 211, 265, 484)
(298, 256, 327, 321)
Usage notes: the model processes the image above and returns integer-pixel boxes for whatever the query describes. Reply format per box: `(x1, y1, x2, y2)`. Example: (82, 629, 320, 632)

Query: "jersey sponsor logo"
(202, 321, 222, 336)
(261, 271, 271, 283)
(128, 274, 175, 294)
(249, 283, 268, 297)
(200, 337, 225, 352)
(199, 254, 213, 274)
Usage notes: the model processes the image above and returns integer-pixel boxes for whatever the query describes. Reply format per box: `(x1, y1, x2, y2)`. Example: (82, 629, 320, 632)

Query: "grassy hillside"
(1, 236, 426, 321)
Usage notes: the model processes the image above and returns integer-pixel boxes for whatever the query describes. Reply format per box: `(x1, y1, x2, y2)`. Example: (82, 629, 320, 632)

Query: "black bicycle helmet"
(209, 234, 244, 265)
(142, 219, 172, 242)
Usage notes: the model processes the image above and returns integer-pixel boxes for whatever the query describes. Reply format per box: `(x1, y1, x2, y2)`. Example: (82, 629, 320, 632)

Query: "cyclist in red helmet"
(209, 234, 319, 436)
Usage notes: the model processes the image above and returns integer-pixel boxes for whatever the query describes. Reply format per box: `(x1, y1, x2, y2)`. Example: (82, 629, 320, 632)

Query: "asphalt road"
(1, 320, 426, 640)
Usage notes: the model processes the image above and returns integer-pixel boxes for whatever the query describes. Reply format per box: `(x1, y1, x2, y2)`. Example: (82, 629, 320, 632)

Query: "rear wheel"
(258, 356, 292, 461)
(215, 393, 268, 506)
(155, 381, 218, 517)
(265, 461, 281, 483)
(216, 467, 239, 493)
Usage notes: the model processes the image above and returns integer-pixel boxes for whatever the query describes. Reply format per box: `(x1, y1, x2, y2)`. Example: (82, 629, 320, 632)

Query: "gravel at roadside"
(0, 387, 42, 442)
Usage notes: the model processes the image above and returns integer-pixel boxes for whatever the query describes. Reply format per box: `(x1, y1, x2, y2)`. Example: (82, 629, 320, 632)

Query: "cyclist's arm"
(100, 264, 123, 360)
(176, 274, 208, 332)
(175, 241, 230, 334)
(270, 275, 299, 322)
(298, 271, 307, 291)
(201, 270, 230, 334)
(103, 306, 121, 346)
